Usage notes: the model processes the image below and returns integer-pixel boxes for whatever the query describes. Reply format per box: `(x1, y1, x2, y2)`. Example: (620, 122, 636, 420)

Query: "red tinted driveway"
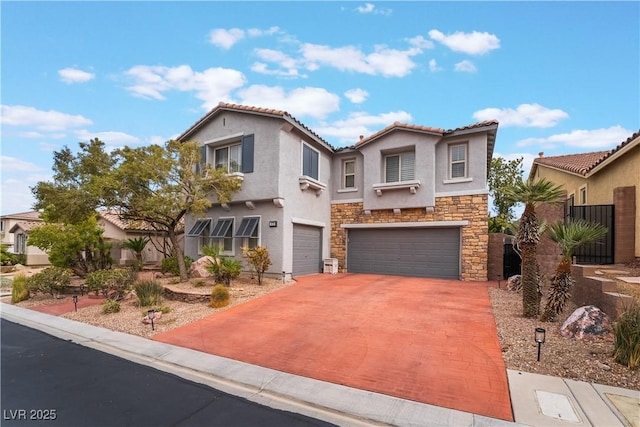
(154, 274, 513, 421)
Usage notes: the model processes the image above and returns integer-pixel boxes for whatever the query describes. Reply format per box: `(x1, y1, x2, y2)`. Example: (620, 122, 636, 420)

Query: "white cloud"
(124, 65, 246, 110)
(344, 88, 369, 104)
(516, 126, 633, 150)
(355, 3, 391, 15)
(247, 26, 280, 37)
(251, 49, 302, 77)
(236, 85, 340, 119)
(407, 35, 434, 50)
(209, 28, 245, 49)
(454, 60, 477, 73)
(429, 29, 500, 55)
(73, 130, 141, 147)
(429, 59, 443, 72)
(473, 104, 569, 128)
(58, 67, 95, 84)
(315, 110, 413, 145)
(301, 43, 420, 77)
(0, 156, 43, 173)
(0, 105, 92, 131)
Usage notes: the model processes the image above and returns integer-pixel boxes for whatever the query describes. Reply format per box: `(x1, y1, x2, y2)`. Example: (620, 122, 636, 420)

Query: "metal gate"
(503, 243, 521, 279)
(566, 204, 614, 264)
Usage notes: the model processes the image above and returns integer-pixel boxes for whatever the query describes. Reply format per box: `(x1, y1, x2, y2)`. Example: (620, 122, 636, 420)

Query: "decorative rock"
(596, 361, 611, 371)
(142, 311, 162, 324)
(189, 256, 214, 278)
(560, 306, 613, 340)
(506, 275, 522, 292)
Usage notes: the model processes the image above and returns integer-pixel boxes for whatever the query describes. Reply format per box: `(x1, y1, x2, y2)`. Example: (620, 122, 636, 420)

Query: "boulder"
(560, 306, 613, 340)
(506, 275, 522, 292)
(189, 256, 214, 278)
(142, 311, 162, 324)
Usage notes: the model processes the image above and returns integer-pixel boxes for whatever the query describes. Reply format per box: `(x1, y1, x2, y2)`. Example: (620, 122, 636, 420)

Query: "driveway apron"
(153, 274, 513, 421)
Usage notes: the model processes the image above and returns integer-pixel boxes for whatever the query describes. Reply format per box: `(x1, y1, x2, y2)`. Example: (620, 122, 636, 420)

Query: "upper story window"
(302, 143, 319, 180)
(210, 218, 234, 254)
(449, 144, 467, 179)
(385, 151, 415, 183)
(215, 144, 242, 173)
(342, 159, 356, 189)
(0, 220, 4, 233)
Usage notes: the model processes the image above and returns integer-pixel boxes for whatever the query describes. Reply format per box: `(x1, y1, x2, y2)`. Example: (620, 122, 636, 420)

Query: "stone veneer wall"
(330, 194, 489, 281)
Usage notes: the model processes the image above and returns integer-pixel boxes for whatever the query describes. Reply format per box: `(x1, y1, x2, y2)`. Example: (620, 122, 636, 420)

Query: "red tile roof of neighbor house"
(8, 220, 42, 233)
(533, 129, 640, 177)
(99, 210, 179, 233)
(1, 211, 41, 220)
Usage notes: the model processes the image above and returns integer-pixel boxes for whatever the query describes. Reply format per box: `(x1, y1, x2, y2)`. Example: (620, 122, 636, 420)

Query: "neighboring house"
(0, 210, 180, 267)
(178, 102, 498, 281)
(2, 211, 49, 265)
(530, 129, 639, 263)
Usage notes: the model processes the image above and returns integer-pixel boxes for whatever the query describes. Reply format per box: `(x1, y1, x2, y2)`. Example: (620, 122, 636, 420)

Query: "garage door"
(347, 228, 460, 279)
(292, 224, 322, 276)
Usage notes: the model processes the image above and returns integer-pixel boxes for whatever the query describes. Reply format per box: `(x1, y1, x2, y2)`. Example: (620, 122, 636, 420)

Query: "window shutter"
(400, 152, 415, 181)
(241, 134, 254, 173)
(386, 155, 399, 182)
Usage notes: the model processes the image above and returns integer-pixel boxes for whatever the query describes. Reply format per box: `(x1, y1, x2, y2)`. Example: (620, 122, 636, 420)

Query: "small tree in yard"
(540, 219, 608, 322)
(504, 178, 564, 318)
(122, 237, 150, 272)
(243, 246, 271, 285)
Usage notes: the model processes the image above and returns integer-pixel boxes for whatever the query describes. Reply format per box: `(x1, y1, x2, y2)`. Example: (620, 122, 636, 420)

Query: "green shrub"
(161, 256, 193, 276)
(11, 274, 29, 303)
(102, 299, 121, 314)
(1, 244, 25, 266)
(202, 245, 241, 286)
(26, 267, 71, 297)
(614, 304, 640, 369)
(85, 268, 133, 300)
(242, 246, 271, 285)
(134, 280, 164, 307)
(192, 279, 207, 288)
(210, 284, 230, 308)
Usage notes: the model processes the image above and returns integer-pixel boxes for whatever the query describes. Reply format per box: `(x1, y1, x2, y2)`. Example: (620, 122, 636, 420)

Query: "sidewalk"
(1, 302, 638, 427)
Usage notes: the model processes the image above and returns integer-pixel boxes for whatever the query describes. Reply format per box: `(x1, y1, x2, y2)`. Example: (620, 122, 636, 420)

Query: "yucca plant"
(504, 178, 564, 318)
(202, 245, 242, 286)
(613, 305, 640, 369)
(134, 280, 164, 307)
(122, 237, 150, 272)
(540, 219, 608, 322)
(11, 274, 29, 303)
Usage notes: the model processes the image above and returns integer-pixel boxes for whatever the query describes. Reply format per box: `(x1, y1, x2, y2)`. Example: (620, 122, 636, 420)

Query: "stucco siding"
(435, 133, 490, 195)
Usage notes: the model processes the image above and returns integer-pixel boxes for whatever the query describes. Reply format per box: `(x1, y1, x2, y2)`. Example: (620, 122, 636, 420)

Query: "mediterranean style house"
(1, 210, 180, 267)
(178, 103, 498, 281)
(530, 129, 639, 263)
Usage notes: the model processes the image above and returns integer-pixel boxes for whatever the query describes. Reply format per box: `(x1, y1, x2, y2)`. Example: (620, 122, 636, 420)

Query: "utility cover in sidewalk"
(605, 393, 640, 427)
(536, 390, 581, 423)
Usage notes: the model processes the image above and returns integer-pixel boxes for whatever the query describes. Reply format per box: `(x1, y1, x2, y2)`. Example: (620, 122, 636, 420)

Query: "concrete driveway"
(153, 273, 513, 421)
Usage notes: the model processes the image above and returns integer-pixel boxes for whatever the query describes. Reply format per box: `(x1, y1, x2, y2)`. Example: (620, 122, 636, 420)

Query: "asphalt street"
(1, 319, 336, 427)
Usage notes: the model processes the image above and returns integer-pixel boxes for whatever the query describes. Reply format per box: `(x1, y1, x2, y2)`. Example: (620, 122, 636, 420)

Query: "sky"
(1, 1, 639, 216)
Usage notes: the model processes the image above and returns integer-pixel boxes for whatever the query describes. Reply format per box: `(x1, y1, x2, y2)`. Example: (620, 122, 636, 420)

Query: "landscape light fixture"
(148, 309, 156, 331)
(535, 327, 546, 362)
(72, 295, 78, 312)
(282, 271, 285, 284)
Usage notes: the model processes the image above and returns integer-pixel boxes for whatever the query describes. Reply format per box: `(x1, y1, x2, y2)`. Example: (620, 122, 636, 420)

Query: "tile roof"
(533, 129, 639, 176)
(8, 220, 42, 233)
(356, 120, 499, 146)
(99, 210, 173, 232)
(0, 211, 41, 220)
(177, 102, 333, 149)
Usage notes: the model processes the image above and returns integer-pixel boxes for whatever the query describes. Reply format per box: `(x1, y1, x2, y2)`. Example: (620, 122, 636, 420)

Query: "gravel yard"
(3, 271, 638, 391)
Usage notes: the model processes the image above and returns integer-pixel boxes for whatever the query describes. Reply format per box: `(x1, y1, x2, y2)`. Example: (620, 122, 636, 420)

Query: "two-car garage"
(346, 227, 461, 279)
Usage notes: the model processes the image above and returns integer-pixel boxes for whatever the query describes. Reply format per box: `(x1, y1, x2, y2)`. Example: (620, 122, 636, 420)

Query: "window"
(215, 144, 242, 173)
(0, 220, 4, 233)
(385, 151, 415, 183)
(235, 217, 260, 249)
(187, 218, 212, 253)
(210, 218, 234, 253)
(579, 186, 587, 205)
(16, 233, 27, 254)
(343, 159, 355, 189)
(450, 144, 467, 179)
(302, 143, 319, 180)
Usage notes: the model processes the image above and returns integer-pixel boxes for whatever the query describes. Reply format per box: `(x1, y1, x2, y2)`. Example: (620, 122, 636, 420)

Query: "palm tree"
(122, 237, 150, 272)
(504, 178, 564, 318)
(540, 219, 607, 322)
